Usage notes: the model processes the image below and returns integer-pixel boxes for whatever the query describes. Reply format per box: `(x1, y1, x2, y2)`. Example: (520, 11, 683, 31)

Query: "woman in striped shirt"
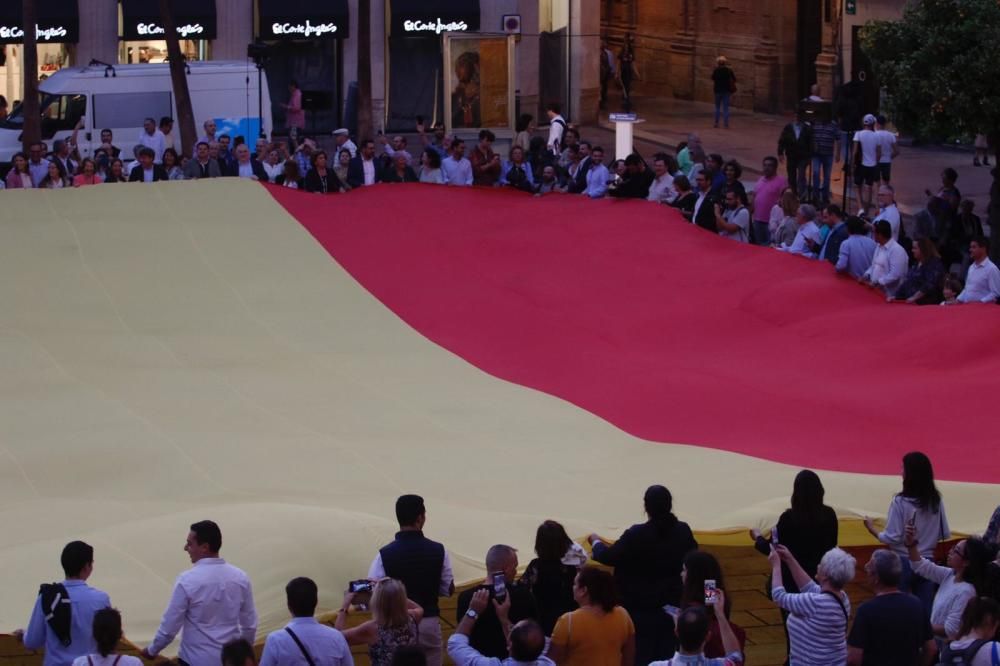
(769, 545, 856, 665)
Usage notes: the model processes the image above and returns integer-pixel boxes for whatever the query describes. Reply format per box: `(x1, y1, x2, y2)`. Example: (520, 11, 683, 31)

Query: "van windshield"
(1, 93, 87, 137)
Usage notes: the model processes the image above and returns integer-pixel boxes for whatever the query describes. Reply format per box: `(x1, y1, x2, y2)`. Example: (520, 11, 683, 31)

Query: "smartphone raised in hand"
(492, 572, 507, 603)
(704, 579, 719, 605)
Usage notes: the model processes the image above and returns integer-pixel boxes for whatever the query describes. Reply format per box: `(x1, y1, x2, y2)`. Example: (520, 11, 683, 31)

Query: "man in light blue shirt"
(441, 139, 473, 186)
(260, 578, 352, 666)
(16, 541, 111, 666)
(835, 215, 876, 278)
(584, 147, 610, 198)
(448, 589, 552, 666)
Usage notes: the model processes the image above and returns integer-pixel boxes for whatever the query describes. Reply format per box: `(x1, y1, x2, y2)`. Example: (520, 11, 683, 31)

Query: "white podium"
(609, 113, 644, 160)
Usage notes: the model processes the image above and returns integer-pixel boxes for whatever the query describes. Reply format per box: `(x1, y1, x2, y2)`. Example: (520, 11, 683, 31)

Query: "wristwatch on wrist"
(465, 609, 479, 619)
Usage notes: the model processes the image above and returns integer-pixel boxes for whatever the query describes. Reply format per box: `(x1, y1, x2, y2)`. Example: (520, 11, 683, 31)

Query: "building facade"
(0, 0, 600, 140)
(600, 0, 898, 114)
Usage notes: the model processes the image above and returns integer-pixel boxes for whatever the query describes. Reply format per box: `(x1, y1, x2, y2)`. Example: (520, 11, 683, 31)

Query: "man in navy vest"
(368, 495, 454, 666)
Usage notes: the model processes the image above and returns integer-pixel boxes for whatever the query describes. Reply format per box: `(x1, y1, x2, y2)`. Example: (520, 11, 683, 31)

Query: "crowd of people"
(3, 106, 998, 306)
(10, 451, 1000, 666)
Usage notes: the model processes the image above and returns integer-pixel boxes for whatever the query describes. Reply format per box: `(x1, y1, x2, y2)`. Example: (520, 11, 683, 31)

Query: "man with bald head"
(456, 545, 538, 659)
(449, 588, 551, 666)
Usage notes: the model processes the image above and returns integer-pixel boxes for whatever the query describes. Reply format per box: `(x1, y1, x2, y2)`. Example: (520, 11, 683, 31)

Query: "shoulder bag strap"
(992, 640, 999, 666)
(285, 627, 317, 666)
(112, 656, 122, 666)
(820, 590, 848, 625)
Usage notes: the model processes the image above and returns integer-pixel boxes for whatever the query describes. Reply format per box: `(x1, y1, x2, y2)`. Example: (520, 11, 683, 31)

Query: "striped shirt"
(772, 581, 850, 666)
(811, 122, 839, 157)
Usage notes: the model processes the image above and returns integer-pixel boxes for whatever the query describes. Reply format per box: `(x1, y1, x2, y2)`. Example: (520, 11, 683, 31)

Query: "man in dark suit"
(128, 147, 169, 182)
(228, 144, 268, 180)
(609, 154, 654, 199)
(567, 141, 594, 193)
(777, 111, 814, 195)
(347, 139, 381, 188)
(183, 142, 223, 179)
(692, 170, 718, 232)
(818, 204, 850, 263)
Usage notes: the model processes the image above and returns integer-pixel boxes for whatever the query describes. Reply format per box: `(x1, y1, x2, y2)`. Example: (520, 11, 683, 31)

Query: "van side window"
(92, 92, 173, 131)
(40, 94, 87, 138)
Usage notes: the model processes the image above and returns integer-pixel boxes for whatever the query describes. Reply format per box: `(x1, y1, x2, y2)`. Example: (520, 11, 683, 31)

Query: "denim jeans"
(752, 220, 771, 246)
(812, 154, 834, 203)
(714, 93, 731, 126)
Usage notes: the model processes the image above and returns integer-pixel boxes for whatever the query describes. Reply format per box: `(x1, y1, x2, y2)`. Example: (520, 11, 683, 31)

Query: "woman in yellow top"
(549, 566, 636, 666)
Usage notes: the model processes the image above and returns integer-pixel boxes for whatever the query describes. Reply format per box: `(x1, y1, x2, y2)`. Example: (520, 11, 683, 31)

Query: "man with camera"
(369, 495, 454, 666)
(714, 187, 751, 243)
(456, 546, 538, 659)
(448, 589, 551, 666)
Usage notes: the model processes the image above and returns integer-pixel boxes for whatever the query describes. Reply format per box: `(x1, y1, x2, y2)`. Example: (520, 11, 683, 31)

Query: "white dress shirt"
(585, 163, 610, 198)
(237, 161, 255, 179)
(958, 257, 1000, 303)
(780, 221, 822, 257)
(29, 159, 51, 187)
(362, 158, 376, 186)
(441, 156, 473, 186)
(873, 204, 901, 241)
(692, 191, 709, 224)
(259, 617, 353, 666)
(863, 238, 909, 297)
(647, 174, 676, 203)
(547, 115, 566, 154)
(147, 558, 257, 666)
(368, 551, 454, 596)
(263, 161, 284, 183)
(137, 130, 167, 164)
(876, 129, 897, 164)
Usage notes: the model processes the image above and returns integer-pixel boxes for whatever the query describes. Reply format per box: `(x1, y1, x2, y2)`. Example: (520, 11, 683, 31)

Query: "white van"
(0, 60, 272, 165)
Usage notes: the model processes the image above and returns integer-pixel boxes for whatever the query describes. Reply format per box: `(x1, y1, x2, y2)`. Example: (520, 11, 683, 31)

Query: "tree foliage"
(861, 0, 1000, 140)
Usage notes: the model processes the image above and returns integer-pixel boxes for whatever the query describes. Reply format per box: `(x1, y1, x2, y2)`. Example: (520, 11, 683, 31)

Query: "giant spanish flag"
(0, 180, 996, 646)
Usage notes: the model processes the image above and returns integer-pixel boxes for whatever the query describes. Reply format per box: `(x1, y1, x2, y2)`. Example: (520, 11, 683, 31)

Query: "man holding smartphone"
(456, 545, 538, 659)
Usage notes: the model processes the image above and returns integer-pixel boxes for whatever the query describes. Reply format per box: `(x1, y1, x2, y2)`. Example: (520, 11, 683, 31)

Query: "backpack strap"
(820, 590, 848, 625)
(113, 656, 122, 666)
(285, 627, 316, 666)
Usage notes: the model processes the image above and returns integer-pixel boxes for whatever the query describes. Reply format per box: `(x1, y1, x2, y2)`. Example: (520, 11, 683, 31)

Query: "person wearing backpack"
(71, 608, 142, 666)
(941, 596, 1000, 666)
(715, 187, 751, 243)
(14, 541, 111, 666)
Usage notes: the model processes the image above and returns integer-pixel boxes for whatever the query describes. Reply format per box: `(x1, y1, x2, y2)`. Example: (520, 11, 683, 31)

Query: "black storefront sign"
(0, 0, 79, 44)
(120, 0, 217, 41)
(389, 0, 480, 36)
(258, 0, 350, 40)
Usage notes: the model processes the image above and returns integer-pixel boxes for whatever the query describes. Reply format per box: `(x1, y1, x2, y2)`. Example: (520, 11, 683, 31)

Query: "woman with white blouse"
(72, 608, 142, 666)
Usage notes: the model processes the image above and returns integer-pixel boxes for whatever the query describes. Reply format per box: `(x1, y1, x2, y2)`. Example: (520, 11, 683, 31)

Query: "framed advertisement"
(443, 34, 515, 134)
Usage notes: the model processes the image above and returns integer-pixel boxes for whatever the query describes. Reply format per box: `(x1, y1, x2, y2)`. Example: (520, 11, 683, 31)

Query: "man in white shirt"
(853, 114, 881, 214)
(198, 119, 218, 146)
(875, 115, 899, 184)
(715, 188, 750, 242)
(160, 117, 177, 153)
(779, 204, 822, 256)
(871, 185, 902, 241)
(546, 103, 566, 156)
(957, 236, 1000, 304)
(647, 157, 676, 203)
(441, 139, 473, 186)
(333, 129, 358, 159)
(137, 117, 167, 164)
(28, 142, 51, 186)
(141, 521, 257, 666)
(585, 147, 610, 198)
(369, 495, 454, 666)
(380, 134, 414, 166)
(259, 578, 352, 666)
(346, 140, 380, 188)
(861, 220, 908, 297)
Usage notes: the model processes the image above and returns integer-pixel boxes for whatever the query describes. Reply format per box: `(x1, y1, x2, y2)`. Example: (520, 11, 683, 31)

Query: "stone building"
(600, 0, 903, 114)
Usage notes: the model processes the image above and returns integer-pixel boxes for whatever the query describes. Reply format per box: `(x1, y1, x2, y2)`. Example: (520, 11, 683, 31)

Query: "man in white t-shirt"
(853, 114, 881, 215)
(136, 117, 167, 164)
(875, 115, 900, 184)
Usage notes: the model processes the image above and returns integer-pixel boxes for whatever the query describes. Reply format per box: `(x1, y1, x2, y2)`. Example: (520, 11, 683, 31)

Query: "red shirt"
(469, 145, 501, 186)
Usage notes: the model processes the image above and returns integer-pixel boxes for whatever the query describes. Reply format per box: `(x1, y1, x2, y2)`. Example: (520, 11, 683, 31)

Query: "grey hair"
(870, 549, 902, 587)
(799, 204, 817, 221)
(818, 548, 856, 589)
(485, 544, 517, 572)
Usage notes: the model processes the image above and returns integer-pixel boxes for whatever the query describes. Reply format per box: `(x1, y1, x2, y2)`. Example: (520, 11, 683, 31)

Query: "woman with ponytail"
(72, 608, 142, 666)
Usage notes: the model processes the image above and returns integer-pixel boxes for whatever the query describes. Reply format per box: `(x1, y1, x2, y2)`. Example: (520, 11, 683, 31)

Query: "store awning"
(390, 0, 480, 37)
(258, 0, 350, 40)
(120, 0, 217, 41)
(0, 0, 79, 44)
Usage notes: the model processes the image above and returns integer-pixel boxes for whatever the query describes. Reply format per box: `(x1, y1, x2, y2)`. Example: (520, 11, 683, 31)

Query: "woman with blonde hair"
(335, 578, 423, 666)
(770, 188, 800, 247)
